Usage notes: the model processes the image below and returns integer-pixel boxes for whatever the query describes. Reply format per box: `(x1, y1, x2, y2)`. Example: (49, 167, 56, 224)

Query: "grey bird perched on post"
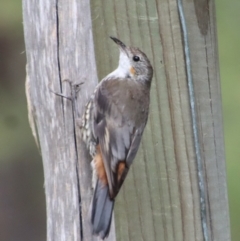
(80, 37, 153, 239)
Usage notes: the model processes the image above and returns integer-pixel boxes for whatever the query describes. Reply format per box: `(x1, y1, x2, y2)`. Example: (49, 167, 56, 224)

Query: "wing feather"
(92, 79, 148, 198)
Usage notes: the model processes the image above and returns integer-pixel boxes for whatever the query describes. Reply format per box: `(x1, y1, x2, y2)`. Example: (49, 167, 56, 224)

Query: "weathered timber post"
(23, 0, 115, 240)
(23, 0, 230, 241)
(90, 0, 230, 241)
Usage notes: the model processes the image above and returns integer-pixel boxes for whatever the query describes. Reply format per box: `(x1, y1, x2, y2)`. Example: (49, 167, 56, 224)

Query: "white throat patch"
(106, 51, 131, 79)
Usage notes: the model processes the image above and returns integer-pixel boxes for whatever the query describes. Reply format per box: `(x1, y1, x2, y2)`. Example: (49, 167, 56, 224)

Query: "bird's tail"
(90, 179, 114, 239)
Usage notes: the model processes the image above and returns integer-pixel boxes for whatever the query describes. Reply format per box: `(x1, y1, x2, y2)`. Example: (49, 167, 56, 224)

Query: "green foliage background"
(0, 0, 239, 240)
(216, 0, 240, 240)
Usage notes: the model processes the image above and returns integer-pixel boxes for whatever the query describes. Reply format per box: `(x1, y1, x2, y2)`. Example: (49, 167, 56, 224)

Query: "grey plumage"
(80, 37, 153, 239)
(90, 179, 114, 239)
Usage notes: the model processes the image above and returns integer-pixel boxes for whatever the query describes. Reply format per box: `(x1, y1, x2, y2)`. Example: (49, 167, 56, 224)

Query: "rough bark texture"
(23, 0, 230, 240)
(23, 0, 115, 240)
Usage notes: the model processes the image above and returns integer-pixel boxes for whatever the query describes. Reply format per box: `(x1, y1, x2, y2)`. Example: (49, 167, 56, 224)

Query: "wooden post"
(23, 0, 115, 240)
(23, 0, 230, 241)
(90, 0, 230, 241)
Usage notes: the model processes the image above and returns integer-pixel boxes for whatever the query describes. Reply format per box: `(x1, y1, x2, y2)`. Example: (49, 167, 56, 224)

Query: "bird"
(79, 36, 153, 239)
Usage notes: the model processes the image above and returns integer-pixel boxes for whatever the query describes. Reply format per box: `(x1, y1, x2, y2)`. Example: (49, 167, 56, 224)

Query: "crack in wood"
(68, 82, 84, 240)
(177, 0, 209, 240)
(71, 84, 84, 240)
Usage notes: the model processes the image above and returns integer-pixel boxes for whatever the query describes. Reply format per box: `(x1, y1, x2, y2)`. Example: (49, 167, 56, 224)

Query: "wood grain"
(23, 0, 230, 240)
(23, 0, 115, 240)
(90, 0, 230, 240)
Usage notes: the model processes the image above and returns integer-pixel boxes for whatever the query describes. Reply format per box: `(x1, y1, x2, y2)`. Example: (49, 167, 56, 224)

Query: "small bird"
(80, 37, 153, 239)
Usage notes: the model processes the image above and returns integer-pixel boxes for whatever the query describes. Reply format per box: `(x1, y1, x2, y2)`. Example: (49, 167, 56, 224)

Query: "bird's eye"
(133, 56, 140, 62)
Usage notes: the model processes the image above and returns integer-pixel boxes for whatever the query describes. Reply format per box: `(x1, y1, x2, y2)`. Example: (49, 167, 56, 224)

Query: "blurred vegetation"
(0, 1, 45, 241)
(216, 1, 240, 240)
(0, 0, 238, 240)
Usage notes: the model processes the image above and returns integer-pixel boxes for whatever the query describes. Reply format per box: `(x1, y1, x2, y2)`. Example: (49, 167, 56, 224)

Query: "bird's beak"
(110, 36, 126, 51)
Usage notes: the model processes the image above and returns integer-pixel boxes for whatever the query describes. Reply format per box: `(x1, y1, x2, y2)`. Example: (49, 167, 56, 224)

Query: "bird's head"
(110, 36, 153, 87)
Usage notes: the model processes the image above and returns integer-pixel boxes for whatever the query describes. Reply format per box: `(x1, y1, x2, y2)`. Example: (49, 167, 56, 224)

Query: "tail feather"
(91, 179, 114, 239)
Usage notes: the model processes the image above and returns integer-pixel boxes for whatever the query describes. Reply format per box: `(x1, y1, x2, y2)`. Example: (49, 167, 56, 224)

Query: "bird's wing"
(92, 79, 147, 198)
